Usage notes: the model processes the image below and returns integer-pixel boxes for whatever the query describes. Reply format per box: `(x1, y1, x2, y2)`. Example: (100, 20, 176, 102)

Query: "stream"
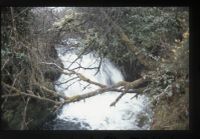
(42, 38, 153, 130)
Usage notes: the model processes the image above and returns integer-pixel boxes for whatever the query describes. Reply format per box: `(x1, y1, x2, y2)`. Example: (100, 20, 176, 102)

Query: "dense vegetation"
(1, 7, 189, 130)
(1, 7, 63, 129)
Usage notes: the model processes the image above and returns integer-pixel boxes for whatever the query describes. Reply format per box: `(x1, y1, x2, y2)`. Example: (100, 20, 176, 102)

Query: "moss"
(136, 112, 149, 128)
(25, 99, 54, 129)
(2, 99, 25, 129)
(151, 91, 189, 130)
(1, 96, 56, 129)
(1, 78, 59, 130)
(2, 110, 14, 123)
(149, 36, 189, 130)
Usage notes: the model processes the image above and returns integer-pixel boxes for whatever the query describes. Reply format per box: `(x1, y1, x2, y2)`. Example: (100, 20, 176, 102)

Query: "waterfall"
(43, 39, 152, 130)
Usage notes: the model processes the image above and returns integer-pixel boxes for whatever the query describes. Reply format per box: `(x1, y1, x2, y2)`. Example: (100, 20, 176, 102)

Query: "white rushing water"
(53, 40, 152, 130)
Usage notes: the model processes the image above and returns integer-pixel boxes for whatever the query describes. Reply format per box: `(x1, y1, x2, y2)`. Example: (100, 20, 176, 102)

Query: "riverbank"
(150, 37, 189, 130)
(1, 46, 63, 130)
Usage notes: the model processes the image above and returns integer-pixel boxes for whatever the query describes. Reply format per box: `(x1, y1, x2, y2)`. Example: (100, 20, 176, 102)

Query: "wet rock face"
(44, 68, 61, 81)
(117, 59, 144, 82)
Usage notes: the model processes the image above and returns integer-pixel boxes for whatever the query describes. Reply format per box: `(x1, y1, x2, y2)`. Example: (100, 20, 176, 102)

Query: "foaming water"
(52, 46, 152, 130)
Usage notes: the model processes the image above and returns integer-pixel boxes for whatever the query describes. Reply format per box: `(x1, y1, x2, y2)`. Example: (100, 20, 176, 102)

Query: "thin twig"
(1, 58, 10, 71)
(13, 8, 30, 19)
(39, 62, 63, 71)
(94, 57, 102, 75)
(82, 83, 90, 91)
(9, 68, 25, 94)
(55, 77, 78, 85)
(110, 92, 126, 107)
(20, 97, 30, 130)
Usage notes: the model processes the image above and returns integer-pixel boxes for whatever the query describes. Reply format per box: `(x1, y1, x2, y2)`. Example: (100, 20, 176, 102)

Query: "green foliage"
(56, 7, 188, 66)
(1, 48, 12, 57)
(117, 7, 188, 53)
(15, 52, 27, 59)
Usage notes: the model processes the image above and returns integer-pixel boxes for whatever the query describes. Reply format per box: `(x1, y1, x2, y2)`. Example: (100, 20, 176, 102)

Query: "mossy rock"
(136, 112, 149, 128)
(1, 94, 56, 129)
(25, 99, 55, 129)
(2, 99, 25, 129)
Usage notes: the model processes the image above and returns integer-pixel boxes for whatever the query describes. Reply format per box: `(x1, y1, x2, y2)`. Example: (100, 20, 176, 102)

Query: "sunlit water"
(43, 39, 152, 130)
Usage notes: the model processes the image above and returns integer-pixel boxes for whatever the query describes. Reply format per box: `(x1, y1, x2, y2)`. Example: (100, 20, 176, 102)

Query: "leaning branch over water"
(2, 64, 150, 107)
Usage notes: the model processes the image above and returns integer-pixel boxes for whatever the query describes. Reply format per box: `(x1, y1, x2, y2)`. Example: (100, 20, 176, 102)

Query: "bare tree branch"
(67, 47, 87, 69)
(9, 68, 25, 94)
(40, 61, 107, 88)
(55, 77, 78, 85)
(33, 82, 68, 99)
(40, 62, 63, 71)
(20, 97, 30, 130)
(62, 77, 147, 104)
(38, 61, 150, 104)
(94, 57, 102, 75)
(1, 58, 10, 71)
(110, 92, 126, 107)
(2, 56, 150, 108)
(2, 82, 61, 105)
